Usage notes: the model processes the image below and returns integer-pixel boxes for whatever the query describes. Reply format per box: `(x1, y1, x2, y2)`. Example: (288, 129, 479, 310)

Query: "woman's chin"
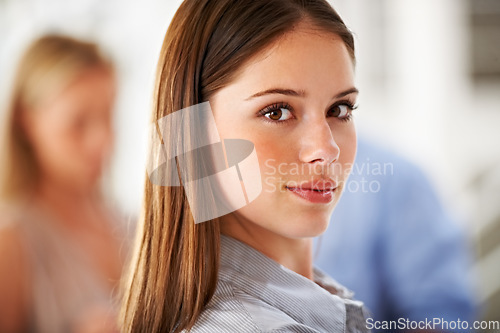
(278, 218, 331, 239)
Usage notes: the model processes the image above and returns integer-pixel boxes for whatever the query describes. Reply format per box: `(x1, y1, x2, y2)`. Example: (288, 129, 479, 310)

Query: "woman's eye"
(264, 107, 293, 121)
(329, 104, 351, 118)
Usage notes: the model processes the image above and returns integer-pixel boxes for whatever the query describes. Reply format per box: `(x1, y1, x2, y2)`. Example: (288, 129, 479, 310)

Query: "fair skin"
(211, 22, 357, 280)
(25, 67, 115, 196)
(0, 67, 122, 333)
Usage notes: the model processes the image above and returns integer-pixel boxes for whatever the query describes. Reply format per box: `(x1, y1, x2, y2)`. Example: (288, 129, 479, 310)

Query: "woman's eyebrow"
(245, 88, 306, 100)
(334, 87, 359, 99)
(245, 87, 358, 101)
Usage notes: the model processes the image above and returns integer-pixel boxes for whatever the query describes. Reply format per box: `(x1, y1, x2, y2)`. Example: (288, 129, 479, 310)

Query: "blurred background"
(1, 0, 499, 330)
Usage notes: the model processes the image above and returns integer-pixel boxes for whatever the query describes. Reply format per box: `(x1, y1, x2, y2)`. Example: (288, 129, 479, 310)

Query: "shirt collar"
(219, 234, 362, 332)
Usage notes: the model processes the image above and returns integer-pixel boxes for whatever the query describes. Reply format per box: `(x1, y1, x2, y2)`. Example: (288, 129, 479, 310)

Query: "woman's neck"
(32, 178, 101, 230)
(220, 215, 314, 280)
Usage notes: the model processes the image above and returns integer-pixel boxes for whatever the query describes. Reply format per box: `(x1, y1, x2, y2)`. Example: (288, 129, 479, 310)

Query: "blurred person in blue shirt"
(315, 136, 478, 331)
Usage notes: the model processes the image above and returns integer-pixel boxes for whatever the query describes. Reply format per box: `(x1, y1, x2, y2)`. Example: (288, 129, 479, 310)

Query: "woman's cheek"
(255, 140, 291, 180)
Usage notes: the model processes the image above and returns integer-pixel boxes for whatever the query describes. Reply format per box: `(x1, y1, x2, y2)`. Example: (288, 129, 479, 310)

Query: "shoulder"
(0, 209, 27, 262)
(187, 279, 326, 333)
(0, 205, 30, 286)
(0, 208, 31, 332)
(186, 280, 262, 333)
(0, 202, 30, 259)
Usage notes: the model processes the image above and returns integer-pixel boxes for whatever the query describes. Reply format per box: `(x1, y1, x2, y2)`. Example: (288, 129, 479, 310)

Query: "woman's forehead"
(215, 30, 355, 102)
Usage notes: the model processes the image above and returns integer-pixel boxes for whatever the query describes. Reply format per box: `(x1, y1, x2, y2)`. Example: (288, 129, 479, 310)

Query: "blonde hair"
(0, 34, 113, 201)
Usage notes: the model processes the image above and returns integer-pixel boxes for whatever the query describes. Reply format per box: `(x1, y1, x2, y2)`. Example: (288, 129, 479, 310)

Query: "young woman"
(0, 35, 127, 332)
(121, 0, 370, 332)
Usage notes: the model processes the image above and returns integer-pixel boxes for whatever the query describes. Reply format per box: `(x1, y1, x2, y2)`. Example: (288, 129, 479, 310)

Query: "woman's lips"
(285, 186, 336, 204)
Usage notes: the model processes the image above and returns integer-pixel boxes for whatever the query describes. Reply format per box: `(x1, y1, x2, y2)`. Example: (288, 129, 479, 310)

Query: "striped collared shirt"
(187, 235, 371, 332)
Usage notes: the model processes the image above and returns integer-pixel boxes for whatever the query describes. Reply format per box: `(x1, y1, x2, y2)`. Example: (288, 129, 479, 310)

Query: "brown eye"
(267, 109, 282, 120)
(264, 108, 292, 121)
(329, 104, 350, 118)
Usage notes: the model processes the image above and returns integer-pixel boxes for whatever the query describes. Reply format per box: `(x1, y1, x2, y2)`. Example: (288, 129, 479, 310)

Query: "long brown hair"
(0, 34, 112, 202)
(120, 0, 355, 332)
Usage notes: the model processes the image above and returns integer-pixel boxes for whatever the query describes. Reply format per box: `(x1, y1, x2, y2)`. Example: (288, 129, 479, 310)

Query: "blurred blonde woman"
(0, 35, 127, 333)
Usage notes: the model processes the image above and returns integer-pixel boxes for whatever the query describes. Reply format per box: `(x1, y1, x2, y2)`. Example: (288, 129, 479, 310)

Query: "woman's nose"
(298, 118, 340, 166)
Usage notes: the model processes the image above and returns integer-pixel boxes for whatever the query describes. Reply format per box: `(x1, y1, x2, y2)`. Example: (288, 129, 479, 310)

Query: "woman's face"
(23, 67, 116, 193)
(210, 24, 357, 239)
